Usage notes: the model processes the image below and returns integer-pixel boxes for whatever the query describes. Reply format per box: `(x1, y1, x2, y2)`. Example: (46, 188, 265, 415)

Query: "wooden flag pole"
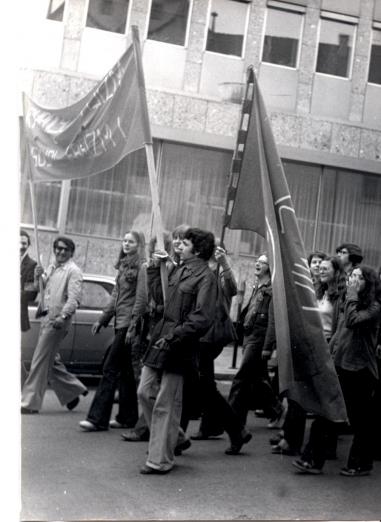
(22, 105, 45, 308)
(131, 26, 168, 304)
(28, 177, 44, 309)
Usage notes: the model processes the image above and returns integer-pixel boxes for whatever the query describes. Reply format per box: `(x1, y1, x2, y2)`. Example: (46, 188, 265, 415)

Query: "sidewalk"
(214, 344, 241, 380)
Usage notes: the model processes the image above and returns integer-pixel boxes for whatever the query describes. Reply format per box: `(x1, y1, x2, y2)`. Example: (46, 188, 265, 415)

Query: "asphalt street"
(21, 385, 381, 521)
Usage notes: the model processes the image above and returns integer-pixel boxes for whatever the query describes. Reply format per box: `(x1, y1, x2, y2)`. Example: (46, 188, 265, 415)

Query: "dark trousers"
(228, 333, 281, 426)
(195, 347, 243, 441)
(302, 367, 377, 470)
(338, 367, 377, 470)
(87, 327, 138, 429)
(282, 400, 306, 453)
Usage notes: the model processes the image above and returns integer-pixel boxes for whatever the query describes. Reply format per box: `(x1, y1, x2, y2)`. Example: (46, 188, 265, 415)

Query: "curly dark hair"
(53, 236, 75, 256)
(315, 256, 346, 303)
(353, 265, 381, 309)
(307, 251, 327, 266)
(183, 228, 215, 261)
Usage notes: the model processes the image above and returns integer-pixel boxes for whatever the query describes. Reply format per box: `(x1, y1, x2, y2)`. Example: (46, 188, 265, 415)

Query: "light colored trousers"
(138, 366, 187, 471)
(21, 317, 87, 411)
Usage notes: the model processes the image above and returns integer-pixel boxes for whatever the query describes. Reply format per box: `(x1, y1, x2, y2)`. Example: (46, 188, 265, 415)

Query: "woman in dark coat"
(79, 230, 147, 431)
(293, 265, 380, 476)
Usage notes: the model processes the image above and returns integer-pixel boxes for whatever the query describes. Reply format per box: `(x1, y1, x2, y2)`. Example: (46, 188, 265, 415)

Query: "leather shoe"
(66, 389, 88, 411)
(225, 430, 252, 455)
(140, 464, 171, 475)
(21, 407, 38, 414)
(174, 439, 191, 456)
(121, 430, 149, 442)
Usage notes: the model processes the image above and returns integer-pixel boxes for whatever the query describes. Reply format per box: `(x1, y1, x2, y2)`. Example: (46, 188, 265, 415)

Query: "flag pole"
(131, 26, 168, 304)
(21, 108, 45, 308)
(28, 172, 45, 309)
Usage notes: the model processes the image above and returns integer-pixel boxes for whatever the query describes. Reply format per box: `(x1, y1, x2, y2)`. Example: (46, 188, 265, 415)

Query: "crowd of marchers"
(20, 227, 381, 477)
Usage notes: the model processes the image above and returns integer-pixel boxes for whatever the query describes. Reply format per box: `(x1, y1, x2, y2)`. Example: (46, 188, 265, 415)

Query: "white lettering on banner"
(26, 107, 69, 134)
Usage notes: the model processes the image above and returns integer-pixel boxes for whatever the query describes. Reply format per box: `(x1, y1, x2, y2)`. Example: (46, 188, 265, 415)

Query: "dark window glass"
(147, 0, 190, 46)
(316, 19, 355, 78)
(86, 0, 129, 34)
(206, 0, 247, 57)
(262, 8, 302, 67)
(368, 30, 381, 85)
(47, 0, 65, 21)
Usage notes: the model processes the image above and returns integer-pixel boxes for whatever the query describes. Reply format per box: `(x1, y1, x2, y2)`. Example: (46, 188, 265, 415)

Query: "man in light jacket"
(21, 236, 87, 414)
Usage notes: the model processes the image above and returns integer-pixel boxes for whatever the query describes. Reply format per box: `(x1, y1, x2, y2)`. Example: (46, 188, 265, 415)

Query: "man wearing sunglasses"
(21, 236, 87, 414)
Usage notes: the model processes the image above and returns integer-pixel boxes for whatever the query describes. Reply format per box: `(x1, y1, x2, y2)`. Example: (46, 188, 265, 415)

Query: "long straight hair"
(115, 230, 146, 269)
(315, 256, 346, 303)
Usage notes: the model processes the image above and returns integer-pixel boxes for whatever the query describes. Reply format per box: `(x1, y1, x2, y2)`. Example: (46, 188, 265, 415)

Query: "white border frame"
(314, 16, 357, 81)
(202, 0, 251, 60)
(366, 27, 381, 87)
(259, 5, 305, 71)
(82, 0, 133, 37)
(45, 0, 68, 25)
(144, 0, 194, 48)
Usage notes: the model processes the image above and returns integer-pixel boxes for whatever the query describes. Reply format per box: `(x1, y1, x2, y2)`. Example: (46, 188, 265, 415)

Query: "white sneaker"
(79, 420, 101, 431)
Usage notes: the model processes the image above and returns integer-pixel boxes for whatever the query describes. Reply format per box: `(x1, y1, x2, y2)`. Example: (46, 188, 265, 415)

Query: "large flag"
(225, 68, 347, 422)
(22, 36, 151, 182)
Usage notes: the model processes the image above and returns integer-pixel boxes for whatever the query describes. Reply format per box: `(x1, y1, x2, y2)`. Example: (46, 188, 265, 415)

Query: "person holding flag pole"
(222, 65, 347, 468)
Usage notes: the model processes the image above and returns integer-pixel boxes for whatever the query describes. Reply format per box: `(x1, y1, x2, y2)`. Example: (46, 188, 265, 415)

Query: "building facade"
(19, 0, 381, 293)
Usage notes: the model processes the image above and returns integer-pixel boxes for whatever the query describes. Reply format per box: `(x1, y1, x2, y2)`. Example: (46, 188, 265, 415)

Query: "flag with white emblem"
(224, 68, 347, 422)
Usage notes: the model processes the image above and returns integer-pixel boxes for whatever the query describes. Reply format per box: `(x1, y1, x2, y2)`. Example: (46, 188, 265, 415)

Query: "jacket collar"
(180, 257, 209, 279)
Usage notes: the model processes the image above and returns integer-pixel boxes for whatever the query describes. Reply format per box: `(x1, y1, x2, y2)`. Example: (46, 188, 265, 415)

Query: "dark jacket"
(143, 257, 217, 374)
(20, 254, 37, 332)
(240, 281, 274, 357)
(332, 288, 380, 380)
(99, 253, 147, 330)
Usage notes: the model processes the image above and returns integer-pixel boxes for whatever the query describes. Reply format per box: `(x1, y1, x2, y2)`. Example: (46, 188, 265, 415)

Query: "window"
(368, 29, 381, 85)
(20, 180, 62, 229)
(86, 0, 130, 34)
(147, 0, 191, 46)
(205, 0, 248, 57)
(80, 281, 113, 309)
(46, 0, 65, 21)
(316, 18, 356, 78)
(262, 7, 303, 68)
(65, 148, 153, 238)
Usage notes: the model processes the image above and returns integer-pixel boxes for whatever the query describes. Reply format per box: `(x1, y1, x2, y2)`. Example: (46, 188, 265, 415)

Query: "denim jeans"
(138, 366, 187, 471)
(87, 327, 138, 429)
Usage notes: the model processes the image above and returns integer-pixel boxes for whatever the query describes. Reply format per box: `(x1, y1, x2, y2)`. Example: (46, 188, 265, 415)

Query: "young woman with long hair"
(79, 230, 147, 432)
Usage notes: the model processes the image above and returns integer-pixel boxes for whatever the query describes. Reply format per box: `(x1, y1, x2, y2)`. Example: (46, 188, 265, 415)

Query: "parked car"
(21, 273, 115, 380)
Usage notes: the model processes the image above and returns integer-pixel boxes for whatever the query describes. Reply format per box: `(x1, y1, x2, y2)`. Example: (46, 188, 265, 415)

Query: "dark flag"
(225, 68, 347, 422)
(22, 37, 151, 182)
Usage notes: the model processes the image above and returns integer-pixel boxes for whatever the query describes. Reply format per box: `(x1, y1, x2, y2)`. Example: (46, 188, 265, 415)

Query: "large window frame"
(315, 13, 357, 80)
(367, 25, 381, 87)
(145, 0, 193, 48)
(84, 0, 132, 35)
(260, 2, 305, 70)
(203, 0, 251, 60)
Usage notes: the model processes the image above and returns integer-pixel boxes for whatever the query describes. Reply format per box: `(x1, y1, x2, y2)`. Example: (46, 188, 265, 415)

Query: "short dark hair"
(20, 229, 31, 245)
(53, 236, 75, 255)
(307, 251, 327, 266)
(184, 228, 215, 261)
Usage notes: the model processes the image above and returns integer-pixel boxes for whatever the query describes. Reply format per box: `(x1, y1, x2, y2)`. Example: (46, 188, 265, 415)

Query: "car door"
(68, 279, 115, 375)
(21, 300, 75, 368)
